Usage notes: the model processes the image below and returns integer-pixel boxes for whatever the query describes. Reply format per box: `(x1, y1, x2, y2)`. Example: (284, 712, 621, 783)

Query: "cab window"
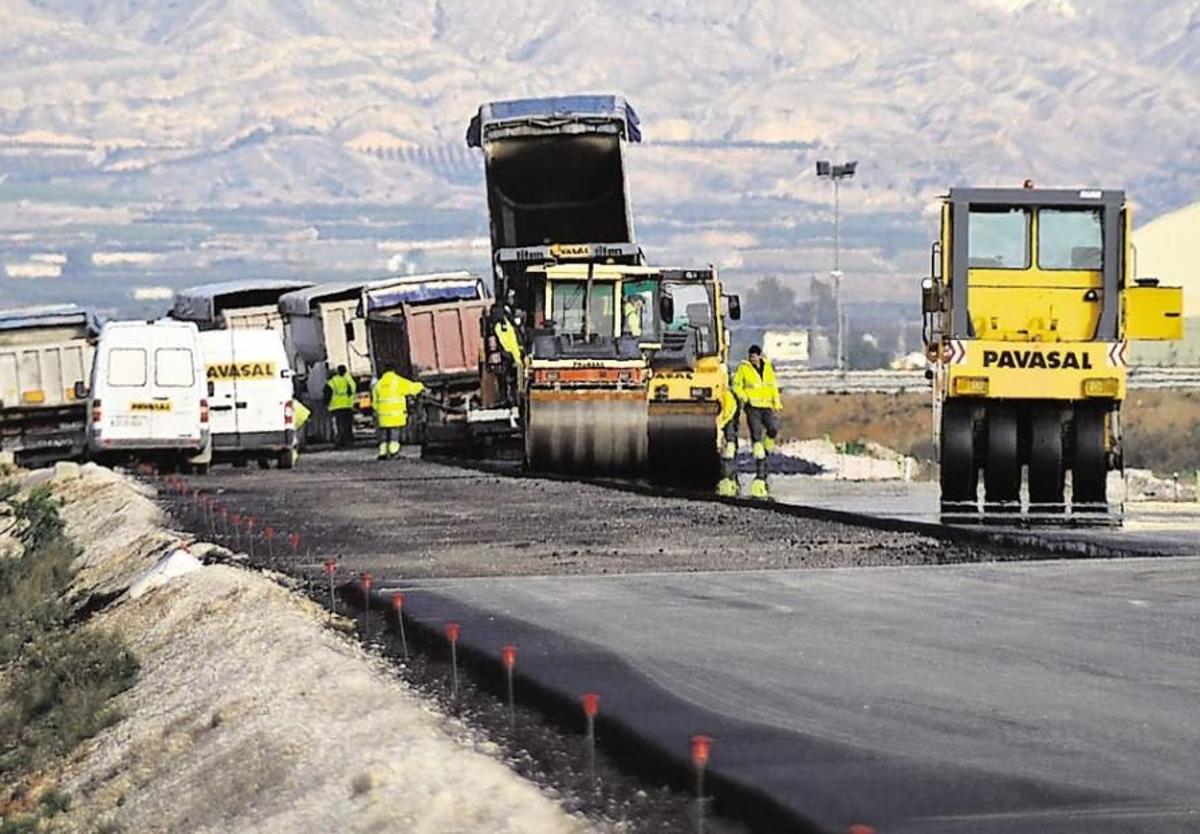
(551, 281, 615, 337)
(621, 279, 656, 338)
(107, 348, 147, 387)
(968, 208, 1029, 269)
(1038, 208, 1102, 269)
(663, 282, 718, 355)
(154, 348, 195, 387)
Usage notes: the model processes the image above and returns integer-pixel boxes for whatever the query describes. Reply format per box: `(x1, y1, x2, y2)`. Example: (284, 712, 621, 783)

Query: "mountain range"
(1, 0, 1197, 315)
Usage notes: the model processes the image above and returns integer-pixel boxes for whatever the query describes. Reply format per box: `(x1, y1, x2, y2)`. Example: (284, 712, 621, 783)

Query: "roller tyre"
(984, 405, 1020, 512)
(940, 402, 977, 512)
(1072, 405, 1109, 511)
(1029, 406, 1065, 512)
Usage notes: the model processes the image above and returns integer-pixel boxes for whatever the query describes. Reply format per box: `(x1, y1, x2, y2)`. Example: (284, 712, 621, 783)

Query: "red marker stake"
(324, 559, 337, 620)
(230, 514, 242, 550)
(445, 622, 461, 699)
(502, 645, 517, 730)
(582, 693, 600, 782)
(264, 526, 275, 558)
(361, 572, 374, 639)
(691, 735, 713, 834)
(289, 532, 301, 559)
(391, 592, 408, 660)
(245, 516, 255, 557)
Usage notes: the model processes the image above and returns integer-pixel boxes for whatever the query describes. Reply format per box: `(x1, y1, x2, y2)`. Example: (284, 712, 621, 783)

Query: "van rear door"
(99, 339, 151, 443)
(231, 330, 289, 440)
(150, 327, 201, 443)
(200, 331, 238, 441)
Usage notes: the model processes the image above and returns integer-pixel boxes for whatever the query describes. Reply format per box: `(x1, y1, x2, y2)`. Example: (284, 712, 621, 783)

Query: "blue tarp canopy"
(360, 273, 486, 314)
(467, 95, 641, 147)
(0, 304, 99, 334)
(174, 279, 313, 321)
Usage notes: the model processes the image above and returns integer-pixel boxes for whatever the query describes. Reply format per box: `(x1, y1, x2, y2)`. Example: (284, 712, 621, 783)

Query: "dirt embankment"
(780, 390, 1200, 475)
(42, 466, 594, 834)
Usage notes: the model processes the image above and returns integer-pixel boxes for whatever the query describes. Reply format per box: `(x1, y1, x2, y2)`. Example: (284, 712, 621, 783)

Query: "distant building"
(762, 329, 810, 367)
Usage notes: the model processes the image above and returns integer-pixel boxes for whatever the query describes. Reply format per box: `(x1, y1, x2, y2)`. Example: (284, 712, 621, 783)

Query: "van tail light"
(91, 399, 102, 423)
(200, 398, 209, 424)
(284, 400, 294, 426)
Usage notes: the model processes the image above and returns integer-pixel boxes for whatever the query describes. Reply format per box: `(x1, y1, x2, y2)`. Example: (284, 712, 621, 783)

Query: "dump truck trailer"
(172, 279, 313, 331)
(923, 186, 1184, 523)
(0, 305, 99, 466)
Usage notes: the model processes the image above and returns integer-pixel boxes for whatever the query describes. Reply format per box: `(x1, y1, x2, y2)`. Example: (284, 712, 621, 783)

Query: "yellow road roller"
(922, 186, 1183, 523)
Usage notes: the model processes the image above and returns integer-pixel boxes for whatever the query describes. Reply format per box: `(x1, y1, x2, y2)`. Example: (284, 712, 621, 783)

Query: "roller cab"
(923, 187, 1183, 523)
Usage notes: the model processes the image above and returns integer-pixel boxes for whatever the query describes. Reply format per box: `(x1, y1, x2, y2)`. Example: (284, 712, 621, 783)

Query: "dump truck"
(281, 273, 489, 446)
(467, 95, 656, 475)
(0, 305, 99, 466)
(922, 186, 1184, 523)
(354, 273, 491, 450)
(172, 279, 313, 331)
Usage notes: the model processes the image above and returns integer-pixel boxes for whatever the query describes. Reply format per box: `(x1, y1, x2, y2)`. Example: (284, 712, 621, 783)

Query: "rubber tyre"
(1072, 405, 1109, 508)
(257, 457, 271, 470)
(1029, 406, 1065, 510)
(277, 448, 297, 470)
(940, 401, 977, 504)
(984, 405, 1020, 508)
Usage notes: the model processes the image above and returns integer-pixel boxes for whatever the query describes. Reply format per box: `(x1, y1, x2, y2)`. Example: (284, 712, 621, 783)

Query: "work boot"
(377, 442, 388, 461)
(749, 477, 770, 500)
(716, 477, 739, 497)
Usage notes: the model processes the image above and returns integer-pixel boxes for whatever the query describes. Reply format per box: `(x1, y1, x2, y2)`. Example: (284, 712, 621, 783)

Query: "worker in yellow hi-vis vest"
(732, 344, 782, 499)
(324, 364, 357, 449)
(371, 362, 425, 460)
(715, 385, 740, 497)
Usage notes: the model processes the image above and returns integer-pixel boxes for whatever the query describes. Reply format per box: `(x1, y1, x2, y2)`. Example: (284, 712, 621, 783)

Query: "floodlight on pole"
(816, 159, 857, 372)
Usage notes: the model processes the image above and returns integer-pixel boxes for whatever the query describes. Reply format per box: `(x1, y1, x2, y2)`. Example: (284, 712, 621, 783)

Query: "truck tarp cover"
(173, 279, 313, 322)
(0, 304, 98, 335)
(362, 276, 484, 313)
(467, 95, 641, 250)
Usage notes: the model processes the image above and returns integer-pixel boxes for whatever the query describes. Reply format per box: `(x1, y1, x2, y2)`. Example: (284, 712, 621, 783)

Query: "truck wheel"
(277, 449, 297, 470)
(1072, 405, 1109, 510)
(1029, 406, 1065, 512)
(983, 405, 1020, 512)
(940, 401, 977, 510)
(194, 462, 210, 476)
(257, 457, 271, 470)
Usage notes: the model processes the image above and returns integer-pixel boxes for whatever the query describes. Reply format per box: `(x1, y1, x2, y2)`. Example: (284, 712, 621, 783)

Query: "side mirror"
(207, 380, 216, 397)
(726, 294, 742, 321)
(921, 277, 941, 314)
(73, 380, 88, 400)
(280, 368, 293, 379)
(659, 295, 675, 324)
(344, 322, 356, 342)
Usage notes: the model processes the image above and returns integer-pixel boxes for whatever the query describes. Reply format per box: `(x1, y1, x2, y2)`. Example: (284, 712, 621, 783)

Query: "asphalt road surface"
(175, 451, 1200, 833)
(396, 559, 1200, 833)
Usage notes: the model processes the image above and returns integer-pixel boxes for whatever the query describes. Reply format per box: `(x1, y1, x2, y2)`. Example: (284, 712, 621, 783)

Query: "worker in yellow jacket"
(715, 385, 741, 497)
(324, 364, 357, 449)
(732, 344, 782, 499)
(371, 363, 425, 460)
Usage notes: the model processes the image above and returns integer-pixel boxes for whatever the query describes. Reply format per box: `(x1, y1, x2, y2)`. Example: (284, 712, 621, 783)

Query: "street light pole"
(816, 160, 857, 373)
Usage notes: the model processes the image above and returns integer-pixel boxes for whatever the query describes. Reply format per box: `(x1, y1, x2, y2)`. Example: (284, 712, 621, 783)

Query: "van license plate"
(111, 415, 149, 429)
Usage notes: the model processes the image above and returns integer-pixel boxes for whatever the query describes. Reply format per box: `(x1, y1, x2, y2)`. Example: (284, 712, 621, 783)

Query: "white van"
(199, 328, 297, 469)
(87, 320, 212, 471)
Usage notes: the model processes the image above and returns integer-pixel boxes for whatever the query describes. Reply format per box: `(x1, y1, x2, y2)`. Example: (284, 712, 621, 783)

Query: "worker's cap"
(337, 365, 348, 374)
(748, 345, 762, 356)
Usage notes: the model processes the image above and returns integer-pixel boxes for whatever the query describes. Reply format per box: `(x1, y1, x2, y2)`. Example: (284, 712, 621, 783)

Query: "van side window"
(107, 348, 147, 387)
(155, 348, 195, 388)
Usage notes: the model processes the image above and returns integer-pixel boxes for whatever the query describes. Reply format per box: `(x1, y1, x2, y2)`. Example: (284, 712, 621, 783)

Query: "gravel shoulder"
(46, 465, 595, 834)
(184, 449, 1008, 581)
